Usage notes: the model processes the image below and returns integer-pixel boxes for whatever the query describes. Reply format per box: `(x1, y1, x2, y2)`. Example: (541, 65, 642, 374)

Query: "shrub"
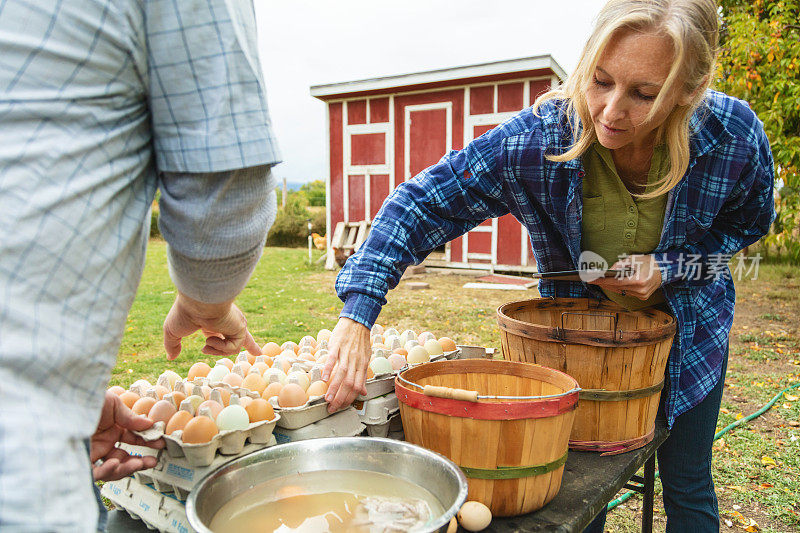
(266, 197, 326, 247)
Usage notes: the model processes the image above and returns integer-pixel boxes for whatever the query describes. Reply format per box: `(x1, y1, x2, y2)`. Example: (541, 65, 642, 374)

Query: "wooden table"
(106, 417, 668, 533)
(486, 416, 668, 532)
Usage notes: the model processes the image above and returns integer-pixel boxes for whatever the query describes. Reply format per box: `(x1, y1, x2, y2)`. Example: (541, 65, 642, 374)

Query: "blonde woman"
(324, 1, 775, 530)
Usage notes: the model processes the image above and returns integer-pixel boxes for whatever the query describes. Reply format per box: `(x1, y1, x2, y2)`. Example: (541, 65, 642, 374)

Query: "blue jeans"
(584, 352, 727, 532)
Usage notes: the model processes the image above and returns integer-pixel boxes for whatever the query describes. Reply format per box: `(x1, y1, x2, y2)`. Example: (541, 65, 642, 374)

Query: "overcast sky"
(253, 0, 603, 184)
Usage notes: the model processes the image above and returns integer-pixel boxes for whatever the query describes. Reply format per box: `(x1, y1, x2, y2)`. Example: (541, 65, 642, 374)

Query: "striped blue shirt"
(336, 90, 775, 427)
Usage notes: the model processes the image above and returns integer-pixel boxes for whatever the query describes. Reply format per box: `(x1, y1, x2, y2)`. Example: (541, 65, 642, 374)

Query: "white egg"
(407, 346, 430, 365)
(207, 365, 230, 383)
(457, 501, 492, 531)
(424, 339, 444, 356)
(263, 368, 287, 384)
(215, 405, 250, 431)
(286, 370, 310, 391)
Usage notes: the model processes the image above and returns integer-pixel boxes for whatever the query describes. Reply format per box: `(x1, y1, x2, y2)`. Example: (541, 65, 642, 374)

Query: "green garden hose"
(606, 381, 800, 512)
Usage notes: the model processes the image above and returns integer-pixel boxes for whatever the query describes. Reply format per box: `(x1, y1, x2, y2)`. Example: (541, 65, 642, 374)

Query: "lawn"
(113, 241, 800, 532)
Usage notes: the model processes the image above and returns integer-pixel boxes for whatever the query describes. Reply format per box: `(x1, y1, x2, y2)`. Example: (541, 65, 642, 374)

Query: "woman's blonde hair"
(534, 0, 719, 198)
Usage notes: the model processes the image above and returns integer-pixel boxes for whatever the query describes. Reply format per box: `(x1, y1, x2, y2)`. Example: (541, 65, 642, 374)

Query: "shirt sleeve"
(144, 0, 281, 173)
(158, 165, 277, 303)
(336, 134, 512, 328)
(655, 125, 776, 286)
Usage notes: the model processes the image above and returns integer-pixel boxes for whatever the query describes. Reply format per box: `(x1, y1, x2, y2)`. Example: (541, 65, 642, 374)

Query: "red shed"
(310, 55, 567, 272)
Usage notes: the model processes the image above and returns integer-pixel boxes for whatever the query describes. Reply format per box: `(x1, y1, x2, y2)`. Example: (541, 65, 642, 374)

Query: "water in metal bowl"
(186, 437, 468, 533)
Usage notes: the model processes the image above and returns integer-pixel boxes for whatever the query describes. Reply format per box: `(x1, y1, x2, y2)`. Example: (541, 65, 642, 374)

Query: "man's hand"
(322, 317, 371, 413)
(163, 292, 261, 360)
(91, 391, 165, 482)
(589, 254, 662, 300)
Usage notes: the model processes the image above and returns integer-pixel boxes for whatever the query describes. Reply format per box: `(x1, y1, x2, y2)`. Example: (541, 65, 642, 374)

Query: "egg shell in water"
(457, 501, 492, 531)
(215, 405, 250, 431)
(181, 416, 219, 444)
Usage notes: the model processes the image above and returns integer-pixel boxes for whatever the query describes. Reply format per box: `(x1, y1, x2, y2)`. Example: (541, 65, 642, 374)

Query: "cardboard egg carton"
(134, 415, 280, 467)
(189, 377, 261, 400)
(133, 438, 277, 501)
(268, 395, 330, 429)
(273, 407, 364, 444)
(101, 476, 195, 533)
(365, 412, 404, 438)
(354, 392, 401, 438)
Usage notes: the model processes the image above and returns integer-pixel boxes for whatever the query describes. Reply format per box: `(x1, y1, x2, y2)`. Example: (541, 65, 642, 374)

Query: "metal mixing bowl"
(186, 436, 468, 533)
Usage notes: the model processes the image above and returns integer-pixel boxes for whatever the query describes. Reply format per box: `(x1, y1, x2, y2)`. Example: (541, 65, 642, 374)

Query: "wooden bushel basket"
(396, 359, 579, 516)
(497, 297, 676, 454)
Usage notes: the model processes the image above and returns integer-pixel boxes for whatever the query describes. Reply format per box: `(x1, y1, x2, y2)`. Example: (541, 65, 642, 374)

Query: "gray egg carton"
(268, 395, 330, 429)
(273, 407, 364, 444)
(134, 415, 280, 467)
(132, 437, 277, 501)
(101, 476, 195, 533)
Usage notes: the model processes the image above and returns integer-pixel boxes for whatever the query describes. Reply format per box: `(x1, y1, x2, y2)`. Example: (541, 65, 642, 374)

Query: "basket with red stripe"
(395, 359, 579, 517)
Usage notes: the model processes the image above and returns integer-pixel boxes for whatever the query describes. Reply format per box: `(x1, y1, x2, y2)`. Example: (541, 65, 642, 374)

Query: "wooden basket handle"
(423, 385, 479, 402)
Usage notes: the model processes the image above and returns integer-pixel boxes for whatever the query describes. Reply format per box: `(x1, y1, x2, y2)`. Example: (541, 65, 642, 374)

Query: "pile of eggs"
(108, 370, 275, 445)
(109, 326, 457, 443)
(368, 324, 457, 378)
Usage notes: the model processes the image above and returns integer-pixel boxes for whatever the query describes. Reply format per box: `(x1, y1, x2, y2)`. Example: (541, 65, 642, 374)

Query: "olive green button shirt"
(581, 143, 669, 310)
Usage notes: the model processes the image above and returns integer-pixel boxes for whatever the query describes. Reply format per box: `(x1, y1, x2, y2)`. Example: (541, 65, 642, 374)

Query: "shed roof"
(310, 55, 566, 101)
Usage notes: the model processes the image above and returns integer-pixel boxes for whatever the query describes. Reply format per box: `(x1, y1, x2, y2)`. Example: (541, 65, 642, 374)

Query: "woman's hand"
(163, 292, 261, 360)
(91, 391, 165, 481)
(322, 317, 371, 413)
(589, 254, 662, 300)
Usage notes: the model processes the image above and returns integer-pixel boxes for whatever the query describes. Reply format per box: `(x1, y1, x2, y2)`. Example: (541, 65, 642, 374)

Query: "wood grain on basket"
(497, 297, 676, 453)
(396, 359, 579, 517)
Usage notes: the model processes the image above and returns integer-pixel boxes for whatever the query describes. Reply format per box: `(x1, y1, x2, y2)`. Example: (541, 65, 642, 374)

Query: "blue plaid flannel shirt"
(336, 90, 775, 426)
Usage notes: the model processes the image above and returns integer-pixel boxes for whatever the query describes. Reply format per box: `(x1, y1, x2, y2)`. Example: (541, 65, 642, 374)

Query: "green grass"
(113, 243, 800, 531)
(112, 242, 342, 387)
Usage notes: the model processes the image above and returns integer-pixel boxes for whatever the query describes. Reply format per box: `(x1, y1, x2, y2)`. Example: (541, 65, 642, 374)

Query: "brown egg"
(148, 400, 177, 425)
(187, 362, 212, 381)
(165, 410, 193, 435)
(278, 383, 308, 408)
(245, 399, 275, 423)
(262, 382, 283, 400)
(242, 373, 267, 395)
(366, 367, 375, 380)
(222, 373, 243, 388)
(107, 385, 125, 396)
(132, 397, 157, 417)
(197, 400, 223, 419)
(392, 347, 408, 356)
(238, 396, 253, 409)
(119, 391, 140, 409)
(153, 385, 169, 400)
(251, 362, 269, 375)
(246, 353, 256, 365)
(281, 341, 299, 354)
(307, 381, 328, 397)
(439, 337, 457, 352)
(261, 342, 281, 357)
(238, 361, 252, 375)
(212, 388, 231, 406)
(169, 392, 187, 408)
(299, 353, 316, 363)
(217, 358, 234, 370)
(181, 416, 219, 444)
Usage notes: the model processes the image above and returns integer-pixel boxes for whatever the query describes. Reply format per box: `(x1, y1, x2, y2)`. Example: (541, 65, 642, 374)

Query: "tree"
(717, 0, 800, 262)
(298, 180, 326, 207)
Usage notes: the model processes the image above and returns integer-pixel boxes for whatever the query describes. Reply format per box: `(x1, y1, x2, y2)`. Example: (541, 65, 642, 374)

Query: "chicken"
(311, 232, 327, 250)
